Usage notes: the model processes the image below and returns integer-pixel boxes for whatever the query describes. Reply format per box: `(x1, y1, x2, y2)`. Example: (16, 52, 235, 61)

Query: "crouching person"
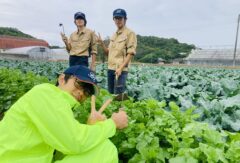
(0, 65, 128, 163)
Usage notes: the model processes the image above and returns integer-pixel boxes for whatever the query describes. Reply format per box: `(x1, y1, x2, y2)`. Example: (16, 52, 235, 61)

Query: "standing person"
(0, 65, 128, 163)
(61, 12, 97, 71)
(97, 8, 137, 95)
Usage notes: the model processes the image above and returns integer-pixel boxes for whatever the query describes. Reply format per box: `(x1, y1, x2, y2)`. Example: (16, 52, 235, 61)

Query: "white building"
(185, 49, 240, 66)
(0, 46, 51, 60)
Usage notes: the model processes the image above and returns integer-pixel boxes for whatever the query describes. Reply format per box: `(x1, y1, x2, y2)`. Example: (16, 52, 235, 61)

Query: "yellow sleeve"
(23, 85, 116, 155)
(90, 31, 97, 54)
(68, 33, 73, 44)
(126, 31, 137, 55)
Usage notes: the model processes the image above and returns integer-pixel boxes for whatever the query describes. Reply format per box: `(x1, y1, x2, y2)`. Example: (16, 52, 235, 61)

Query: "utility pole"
(233, 14, 240, 66)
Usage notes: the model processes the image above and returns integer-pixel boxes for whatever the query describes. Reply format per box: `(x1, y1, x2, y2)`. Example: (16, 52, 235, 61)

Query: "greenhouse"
(0, 46, 51, 60)
(185, 49, 240, 66)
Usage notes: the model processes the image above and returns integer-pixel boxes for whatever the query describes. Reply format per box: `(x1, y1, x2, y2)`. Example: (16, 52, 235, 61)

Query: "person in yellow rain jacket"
(0, 65, 128, 163)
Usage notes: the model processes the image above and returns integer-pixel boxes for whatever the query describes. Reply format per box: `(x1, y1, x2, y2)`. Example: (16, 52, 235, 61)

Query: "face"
(114, 17, 125, 29)
(75, 18, 85, 28)
(58, 74, 87, 102)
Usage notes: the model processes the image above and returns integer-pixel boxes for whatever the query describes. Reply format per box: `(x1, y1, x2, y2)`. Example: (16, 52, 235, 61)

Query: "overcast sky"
(1, 0, 240, 48)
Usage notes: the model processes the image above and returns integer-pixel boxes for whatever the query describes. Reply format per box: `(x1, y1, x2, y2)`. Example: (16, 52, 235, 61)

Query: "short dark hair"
(56, 74, 94, 97)
(76, 80, 95, 97)
(55, 74, 72, 86)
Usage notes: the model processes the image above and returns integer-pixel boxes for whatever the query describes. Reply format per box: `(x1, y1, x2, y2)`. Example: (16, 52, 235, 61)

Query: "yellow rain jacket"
(0, 83, 118, 163)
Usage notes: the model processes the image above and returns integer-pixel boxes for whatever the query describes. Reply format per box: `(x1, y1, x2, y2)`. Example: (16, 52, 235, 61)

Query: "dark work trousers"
(107, 69, 128, 94)
(69, 55, 89, 67)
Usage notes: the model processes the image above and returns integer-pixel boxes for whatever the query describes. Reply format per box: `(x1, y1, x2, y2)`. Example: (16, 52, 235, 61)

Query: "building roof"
(0, 35, 49, 49)
(3, 46, 50, 54)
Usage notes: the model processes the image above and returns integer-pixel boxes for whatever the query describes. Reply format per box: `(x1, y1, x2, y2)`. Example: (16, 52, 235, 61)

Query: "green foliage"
(0, 27, 35, 38)
(1, 60, 240, 162)
(124, 65, 240, 132)
(0, 68, 50, 119)
(74, 93, 240, 162)
(0, 59, 68, 81)
(136, 35, 196, 62)
(225, 141, 240, 162)
(2, 59, 240, 132)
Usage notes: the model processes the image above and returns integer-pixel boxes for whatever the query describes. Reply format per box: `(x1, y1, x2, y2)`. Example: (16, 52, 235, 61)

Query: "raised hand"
(60, 32, 68, 43)
(87, 96, 112, 125)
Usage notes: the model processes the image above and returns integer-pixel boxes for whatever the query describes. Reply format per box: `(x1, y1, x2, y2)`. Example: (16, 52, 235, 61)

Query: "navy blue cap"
(74, 12, 86, 20)
(64, 65, 99, 95)
(113, 8, 127, 18)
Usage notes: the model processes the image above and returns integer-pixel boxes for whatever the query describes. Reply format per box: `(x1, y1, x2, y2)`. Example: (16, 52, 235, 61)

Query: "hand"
(111, 109, 128, 129)
(61, 32, 68, 43)
(87, 96, 112, 125)
(115, 67, 123, 79)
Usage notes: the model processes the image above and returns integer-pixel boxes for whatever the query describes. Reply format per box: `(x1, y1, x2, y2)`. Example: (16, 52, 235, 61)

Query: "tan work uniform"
(108, 26, 137, 71)
(69, 27, 97, 56)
